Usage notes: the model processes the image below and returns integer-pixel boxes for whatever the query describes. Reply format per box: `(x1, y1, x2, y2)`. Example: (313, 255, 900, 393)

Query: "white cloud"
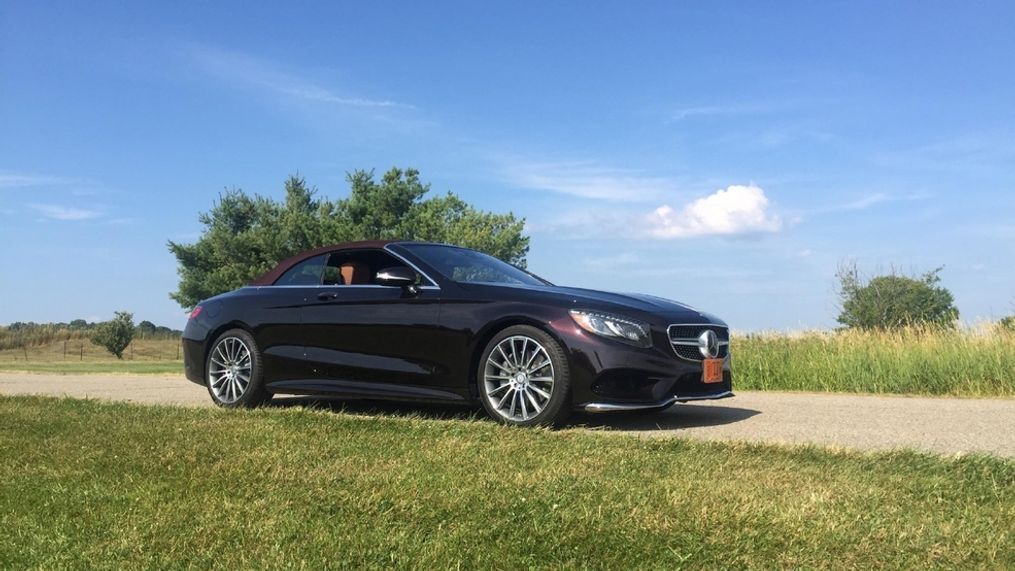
(872, 134, 1015, 176)
(669, 105, 737, 121)
(807, 192, 930, 216)
(837, 193, 890, 211)
(530, 184, 784, 240)
(503, 160, 679, 202)
(30, 204, 102, 221)
(644, 185, 782, 239)
(185, 44, 414, 110)
(667, 103, 768, 122)
(0, 172, 77, 189)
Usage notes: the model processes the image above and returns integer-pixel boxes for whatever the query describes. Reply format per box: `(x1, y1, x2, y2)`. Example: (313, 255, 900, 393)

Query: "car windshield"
(402, 244, 549, 286)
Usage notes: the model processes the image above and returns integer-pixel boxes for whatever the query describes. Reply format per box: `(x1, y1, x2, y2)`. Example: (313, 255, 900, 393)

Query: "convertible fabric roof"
(248, 240, 397, 286)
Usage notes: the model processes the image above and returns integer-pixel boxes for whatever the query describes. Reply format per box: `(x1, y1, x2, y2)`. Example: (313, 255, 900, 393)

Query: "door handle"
(317, 291, 338, 301)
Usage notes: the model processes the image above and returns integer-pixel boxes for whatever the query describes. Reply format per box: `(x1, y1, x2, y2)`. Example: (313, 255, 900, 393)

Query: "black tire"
(205, 328, 272, 408)
(477, 325, 571, 427)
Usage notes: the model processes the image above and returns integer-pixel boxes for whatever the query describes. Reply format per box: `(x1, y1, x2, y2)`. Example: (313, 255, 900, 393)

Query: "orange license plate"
(702, 358, 724, 383)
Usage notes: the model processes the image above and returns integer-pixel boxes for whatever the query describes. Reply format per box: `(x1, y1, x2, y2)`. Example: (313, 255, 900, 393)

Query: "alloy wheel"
(208, 336, 252, 404)
(483, 335, 555, 422)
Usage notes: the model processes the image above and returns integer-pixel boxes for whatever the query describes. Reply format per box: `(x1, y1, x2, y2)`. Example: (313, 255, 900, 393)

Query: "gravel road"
(2, 372, 1012, 458)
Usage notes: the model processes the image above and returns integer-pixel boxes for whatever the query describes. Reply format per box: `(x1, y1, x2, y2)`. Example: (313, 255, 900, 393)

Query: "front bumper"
(582, 390, 734, 413)
(549, 317, 734, 412)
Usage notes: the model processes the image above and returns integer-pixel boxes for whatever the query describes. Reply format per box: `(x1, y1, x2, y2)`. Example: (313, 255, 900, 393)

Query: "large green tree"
(168, 168, 529, 308)
(835, 263, 959, 330)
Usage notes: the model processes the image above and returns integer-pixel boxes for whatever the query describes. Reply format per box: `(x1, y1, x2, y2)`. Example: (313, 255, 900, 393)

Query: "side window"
(322, 264, 343, 286)
(274, 254, 327, 286)
(323, 249, 432, 286)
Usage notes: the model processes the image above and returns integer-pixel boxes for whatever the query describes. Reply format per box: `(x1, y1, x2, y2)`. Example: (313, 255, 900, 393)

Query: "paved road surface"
(2, 372, 1012, 458)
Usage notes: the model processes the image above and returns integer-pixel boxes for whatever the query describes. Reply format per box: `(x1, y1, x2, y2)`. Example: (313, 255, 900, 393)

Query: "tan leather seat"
(340, 261, 372, 285)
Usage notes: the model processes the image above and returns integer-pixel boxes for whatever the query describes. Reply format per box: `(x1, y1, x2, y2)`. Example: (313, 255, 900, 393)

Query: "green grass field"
(3, 326, 1014, 397)
(0, 396, 1010, 569)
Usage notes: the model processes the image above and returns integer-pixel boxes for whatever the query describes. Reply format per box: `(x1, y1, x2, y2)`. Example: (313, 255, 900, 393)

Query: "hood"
(467, 282, 725, 325)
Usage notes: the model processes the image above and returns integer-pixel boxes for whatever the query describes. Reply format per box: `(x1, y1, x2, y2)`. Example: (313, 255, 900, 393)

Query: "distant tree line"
(0, 316, 181, 352)
(3, 320, 181, 337)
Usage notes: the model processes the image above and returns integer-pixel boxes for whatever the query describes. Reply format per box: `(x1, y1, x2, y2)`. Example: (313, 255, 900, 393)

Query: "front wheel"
(477, 325, 571, 427)
(205, 329, 271, 408)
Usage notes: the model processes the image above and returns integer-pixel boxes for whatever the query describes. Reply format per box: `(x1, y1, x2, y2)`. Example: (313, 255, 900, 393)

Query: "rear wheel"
(477, 325, 571, 427)
(205, 329, 271, 408)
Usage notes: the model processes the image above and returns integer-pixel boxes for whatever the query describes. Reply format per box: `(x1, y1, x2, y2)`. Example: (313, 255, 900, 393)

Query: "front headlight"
(569, 310, 652, 348)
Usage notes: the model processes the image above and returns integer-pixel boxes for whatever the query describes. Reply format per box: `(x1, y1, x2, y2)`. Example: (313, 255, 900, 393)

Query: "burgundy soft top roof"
(249, 240, 398, 286)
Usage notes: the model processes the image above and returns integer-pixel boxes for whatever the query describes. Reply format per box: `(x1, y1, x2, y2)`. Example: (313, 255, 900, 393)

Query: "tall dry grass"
(0, 326, 181, 362)
(733, 324, 1015, 397)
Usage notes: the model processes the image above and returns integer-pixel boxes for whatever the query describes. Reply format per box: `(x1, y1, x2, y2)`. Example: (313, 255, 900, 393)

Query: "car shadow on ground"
(267, 396, 760, 431)
(571, 403, 760, 432)
(269, 396, 483, 421)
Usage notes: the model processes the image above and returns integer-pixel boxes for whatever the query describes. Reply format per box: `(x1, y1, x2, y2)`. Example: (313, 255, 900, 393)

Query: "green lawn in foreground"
(0, 396, 1011, 569)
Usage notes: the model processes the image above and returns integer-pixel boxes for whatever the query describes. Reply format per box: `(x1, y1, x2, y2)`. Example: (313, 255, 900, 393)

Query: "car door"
(251, 253, 329, 383)
(298, 249, 458, 400)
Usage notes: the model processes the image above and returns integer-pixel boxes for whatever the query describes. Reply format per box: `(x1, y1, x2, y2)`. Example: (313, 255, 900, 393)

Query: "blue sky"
(2, 1, 1013, 330)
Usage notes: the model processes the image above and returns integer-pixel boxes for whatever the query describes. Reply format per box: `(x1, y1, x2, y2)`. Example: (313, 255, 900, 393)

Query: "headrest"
(340, 261, 372, 285)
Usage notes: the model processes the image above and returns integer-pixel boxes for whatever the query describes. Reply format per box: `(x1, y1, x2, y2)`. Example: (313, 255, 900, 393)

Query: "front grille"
(668, 323, 729, 361)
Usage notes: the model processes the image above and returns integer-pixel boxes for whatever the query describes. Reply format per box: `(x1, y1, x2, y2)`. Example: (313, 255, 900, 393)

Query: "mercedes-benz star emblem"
(697, 329, 720, 359)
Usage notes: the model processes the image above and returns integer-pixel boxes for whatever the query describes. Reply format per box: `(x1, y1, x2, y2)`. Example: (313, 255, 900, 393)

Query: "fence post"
(64, 340, 67, 360)
(80, 343, 84, 361)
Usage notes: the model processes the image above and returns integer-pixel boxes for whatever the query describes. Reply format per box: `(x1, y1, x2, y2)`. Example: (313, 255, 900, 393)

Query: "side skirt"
(265, 378, 468, 404)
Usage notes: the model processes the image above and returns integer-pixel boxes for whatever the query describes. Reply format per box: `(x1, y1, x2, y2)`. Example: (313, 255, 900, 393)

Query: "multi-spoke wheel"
(478, 325, 570, 426)
(205, 329, 270, 408)
(209, 336, 252, 403)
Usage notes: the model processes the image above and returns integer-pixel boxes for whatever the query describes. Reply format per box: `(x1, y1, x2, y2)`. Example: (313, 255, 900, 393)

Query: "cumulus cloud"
(643, 185, 782, 239)
(529, 184, 784, 240)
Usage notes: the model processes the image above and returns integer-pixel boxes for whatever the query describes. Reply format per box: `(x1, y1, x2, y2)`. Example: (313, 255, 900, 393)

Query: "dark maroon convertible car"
(183, 241, 732, 426)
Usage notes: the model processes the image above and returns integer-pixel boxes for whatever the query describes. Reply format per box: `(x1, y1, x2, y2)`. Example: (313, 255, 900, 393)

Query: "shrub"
(90, 312, 135, 359)
(836, 263, 959, 330)
(1000, 316, 1015, 333)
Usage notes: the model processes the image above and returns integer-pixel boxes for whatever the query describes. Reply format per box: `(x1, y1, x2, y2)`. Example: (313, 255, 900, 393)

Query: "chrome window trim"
(255, 245, 443, 290)
(244, 284, 441, 290)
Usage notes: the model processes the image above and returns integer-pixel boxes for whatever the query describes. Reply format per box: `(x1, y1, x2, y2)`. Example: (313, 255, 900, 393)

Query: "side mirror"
(375, 266, 419, 291)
